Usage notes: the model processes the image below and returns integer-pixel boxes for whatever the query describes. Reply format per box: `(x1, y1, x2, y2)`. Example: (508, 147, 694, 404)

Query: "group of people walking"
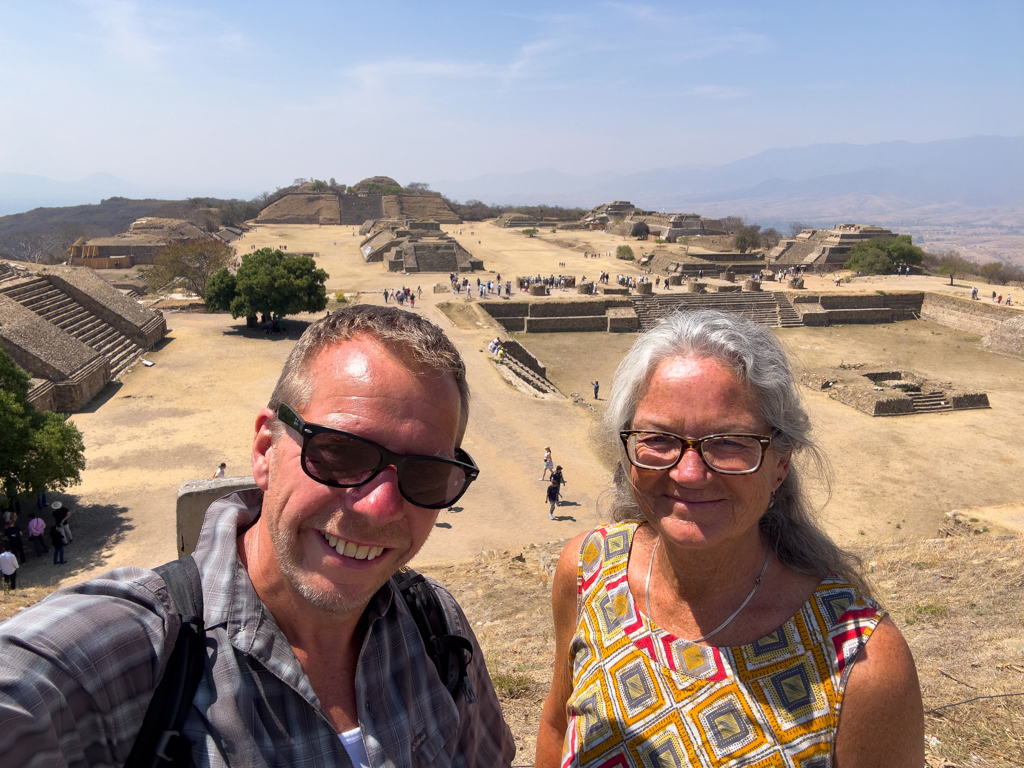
(382, 286, 421, 307)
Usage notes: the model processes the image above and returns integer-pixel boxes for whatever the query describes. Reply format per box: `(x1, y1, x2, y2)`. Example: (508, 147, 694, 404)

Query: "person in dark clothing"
(5, 520, 26, 565)
(50, 525, 65, 565)
(51, 502, 72, 544)
(550, 466, 566, 501)
(546, 480, 560, 520)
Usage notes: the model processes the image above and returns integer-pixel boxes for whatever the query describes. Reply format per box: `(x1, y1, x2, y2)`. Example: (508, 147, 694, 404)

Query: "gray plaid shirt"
(0, 489, 515, 767)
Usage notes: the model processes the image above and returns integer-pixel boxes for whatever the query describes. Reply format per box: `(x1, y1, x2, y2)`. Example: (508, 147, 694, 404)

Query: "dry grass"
(3, 533, 1021, 765)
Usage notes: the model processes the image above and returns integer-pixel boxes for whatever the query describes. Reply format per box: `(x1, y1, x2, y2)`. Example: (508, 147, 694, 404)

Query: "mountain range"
(434, 135, 1024, 230)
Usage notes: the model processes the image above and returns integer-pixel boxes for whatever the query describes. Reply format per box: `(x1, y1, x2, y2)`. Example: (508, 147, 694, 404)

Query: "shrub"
(615, 245, 635, 260)
(521, 228, 539, 237)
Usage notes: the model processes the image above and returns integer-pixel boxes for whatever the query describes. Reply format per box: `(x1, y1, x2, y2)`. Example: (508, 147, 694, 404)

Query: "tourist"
(998, 294, 1003, 305)
(49, 523, 65, 565)
(535, 309, 923, 767)
(27, 514, 48, 556)
(4, 517, 25, 565)
(540, 447, 554, 480)
(550, 465, 566, 501)
(1007, 294, 1012, 306)
(0, 545, 18, 590)
(213, 462, 226, 479)
(382, 288, 389, 303)
(0, 306, 514, 767)
(591, 380, 599, 400)
(546, 479, 560, 520)
(51, 502, 72, 544)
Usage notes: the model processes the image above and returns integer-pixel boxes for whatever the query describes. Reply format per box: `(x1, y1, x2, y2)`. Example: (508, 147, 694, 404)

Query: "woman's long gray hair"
(604, 309, 868, 594)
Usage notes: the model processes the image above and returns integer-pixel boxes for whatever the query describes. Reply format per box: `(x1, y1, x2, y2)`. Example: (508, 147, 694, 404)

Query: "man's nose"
(346, 466, 407, 521)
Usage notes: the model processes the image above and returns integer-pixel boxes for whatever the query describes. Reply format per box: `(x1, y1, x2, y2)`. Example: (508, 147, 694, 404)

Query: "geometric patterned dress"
(562, 522, 882, 768)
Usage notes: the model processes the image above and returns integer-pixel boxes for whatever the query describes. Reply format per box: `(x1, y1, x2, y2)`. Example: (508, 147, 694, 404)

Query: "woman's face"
(628, 356, 790, 552)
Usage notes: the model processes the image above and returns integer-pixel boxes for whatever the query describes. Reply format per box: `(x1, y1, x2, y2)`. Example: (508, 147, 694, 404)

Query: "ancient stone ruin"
(359, 221, 482, 273)
(579, 202, 727, 240)
(768, 224, 897, 268)
(0, 261, 167, 411)
(800, 364, 990, 416)
(256, 176, 461, 226)
(69, 218, 213, 268)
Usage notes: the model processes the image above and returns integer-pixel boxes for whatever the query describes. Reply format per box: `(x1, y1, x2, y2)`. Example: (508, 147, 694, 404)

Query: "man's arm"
(0, 569, 178, 767)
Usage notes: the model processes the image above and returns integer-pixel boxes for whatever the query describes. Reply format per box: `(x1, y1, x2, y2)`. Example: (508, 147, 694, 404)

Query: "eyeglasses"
(620, 430, 773, 475)
(277, 403, 479, 509)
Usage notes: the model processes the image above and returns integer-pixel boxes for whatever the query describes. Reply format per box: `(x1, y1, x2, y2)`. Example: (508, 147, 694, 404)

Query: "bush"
(630, 221, 650, 238)
(521, 228, 539, 237)
(616, 245, 635, 260)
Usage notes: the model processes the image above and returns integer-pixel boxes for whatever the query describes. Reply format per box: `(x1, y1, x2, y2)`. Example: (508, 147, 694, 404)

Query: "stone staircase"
(498, 355, 560, 396)
(631, 291, 804, 331)
(0, 276, 145, 378)
(905, 391, 953, 413)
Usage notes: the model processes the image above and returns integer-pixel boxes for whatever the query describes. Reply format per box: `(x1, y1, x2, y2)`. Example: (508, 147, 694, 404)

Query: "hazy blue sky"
(1, 0, 1021, 198)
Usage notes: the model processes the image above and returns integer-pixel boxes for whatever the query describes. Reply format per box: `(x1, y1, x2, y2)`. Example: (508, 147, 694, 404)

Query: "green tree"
(616, 245, 635, 260)
(979, 262, 1005, 284)
(630, 221, 650, 238)
(147, 239, 235, 302)
(844, 235, 924, 275)
(206, 248, 329, 323)
(734, 224, 762, 253)
(0, 347, 85, 505)
(521, 228, 539, 237)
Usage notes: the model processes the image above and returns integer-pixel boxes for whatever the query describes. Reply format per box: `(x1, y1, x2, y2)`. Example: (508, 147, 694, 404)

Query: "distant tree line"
(443, 199, 589, 222)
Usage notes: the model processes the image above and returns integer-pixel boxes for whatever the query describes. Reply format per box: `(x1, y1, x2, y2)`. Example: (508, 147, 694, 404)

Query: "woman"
(536, 310, 923, 766)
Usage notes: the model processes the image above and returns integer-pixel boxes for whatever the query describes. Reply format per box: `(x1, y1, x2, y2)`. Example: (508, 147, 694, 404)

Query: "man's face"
(251, 336, 462, 615)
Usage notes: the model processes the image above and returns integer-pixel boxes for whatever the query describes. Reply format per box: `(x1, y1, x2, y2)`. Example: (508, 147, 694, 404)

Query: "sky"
(0, 0, 1022, 200)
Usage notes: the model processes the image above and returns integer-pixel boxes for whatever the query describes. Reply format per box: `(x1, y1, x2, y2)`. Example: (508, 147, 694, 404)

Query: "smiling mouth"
(319, 530, 387, 561)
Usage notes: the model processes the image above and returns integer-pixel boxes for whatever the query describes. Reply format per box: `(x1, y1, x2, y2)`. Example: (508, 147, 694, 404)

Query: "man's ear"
(252, 408, 277, 491)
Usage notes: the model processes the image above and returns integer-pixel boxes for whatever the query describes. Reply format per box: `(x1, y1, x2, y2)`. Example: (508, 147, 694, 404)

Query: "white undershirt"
(338, 727, 370, 768)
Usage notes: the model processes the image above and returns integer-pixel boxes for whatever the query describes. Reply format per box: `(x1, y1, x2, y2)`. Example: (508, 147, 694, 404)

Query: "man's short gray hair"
(268, 305, 470, 443)
(603, 309, 868, 594)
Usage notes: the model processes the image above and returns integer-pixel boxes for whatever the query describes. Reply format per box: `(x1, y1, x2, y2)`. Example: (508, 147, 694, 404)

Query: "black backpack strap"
(124, 556, 206, 768)
(392, 568, 474, 702)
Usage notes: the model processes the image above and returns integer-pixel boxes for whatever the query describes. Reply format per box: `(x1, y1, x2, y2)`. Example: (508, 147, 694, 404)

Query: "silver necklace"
(644, 537, 771, 644)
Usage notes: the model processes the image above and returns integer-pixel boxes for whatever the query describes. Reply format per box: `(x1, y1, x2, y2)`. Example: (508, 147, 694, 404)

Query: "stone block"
(177, 477, 258, 557)
(743, 279, 762, 292)
(525, 316, 608, 332)
(687, 281, 706, 293)
(788, 277, 805, 289)
(722, 271, 735, 283)
(667, 274, 683, 286)
(607, 307, 640, 332)
(529, 284, 547, 296)
(600, 286, 630, 295)
(635, 283, 653, 295)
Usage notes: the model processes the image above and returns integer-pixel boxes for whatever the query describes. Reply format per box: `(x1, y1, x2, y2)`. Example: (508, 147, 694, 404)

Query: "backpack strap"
(392, 568, 474, 702)
(124, 556, 206, 768)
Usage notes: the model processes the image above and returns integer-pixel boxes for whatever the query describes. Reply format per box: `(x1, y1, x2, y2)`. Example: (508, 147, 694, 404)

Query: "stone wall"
(526, 316, 609, 332)
(920, 293, 1012, 336)
(44, 268, 166, 348)
(27, 378, 55, 412)
(800, 308, 895, 326)
(983, 316, 1024, 357)
(500, 339, 546, 378)
(338, 195, 386, 225)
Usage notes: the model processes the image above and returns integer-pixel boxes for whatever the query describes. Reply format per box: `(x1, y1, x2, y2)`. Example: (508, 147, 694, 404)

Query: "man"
(591, 380, 599, 400)
(0, 306, 515, 767)
(213, 462, 226, 478)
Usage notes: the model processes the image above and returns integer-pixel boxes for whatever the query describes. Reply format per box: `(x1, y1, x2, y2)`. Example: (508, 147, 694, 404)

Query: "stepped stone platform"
(769, 224, 897, 268)
(0, 262, 166, 411)
(629, 292, 803, 331)
(360, 221, 482, 273)
(257, 192, 461, 226)
(801, 365, 990, 417)
(792, 293, 924, 326)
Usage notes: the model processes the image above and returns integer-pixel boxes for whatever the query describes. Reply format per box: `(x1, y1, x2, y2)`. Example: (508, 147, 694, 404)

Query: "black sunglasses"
(277, 403, 479, 509)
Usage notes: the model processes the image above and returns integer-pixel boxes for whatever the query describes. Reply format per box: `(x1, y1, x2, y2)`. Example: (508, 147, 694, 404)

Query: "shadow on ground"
(221, 320, 314, 341)
(15, 494, 134, 589)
